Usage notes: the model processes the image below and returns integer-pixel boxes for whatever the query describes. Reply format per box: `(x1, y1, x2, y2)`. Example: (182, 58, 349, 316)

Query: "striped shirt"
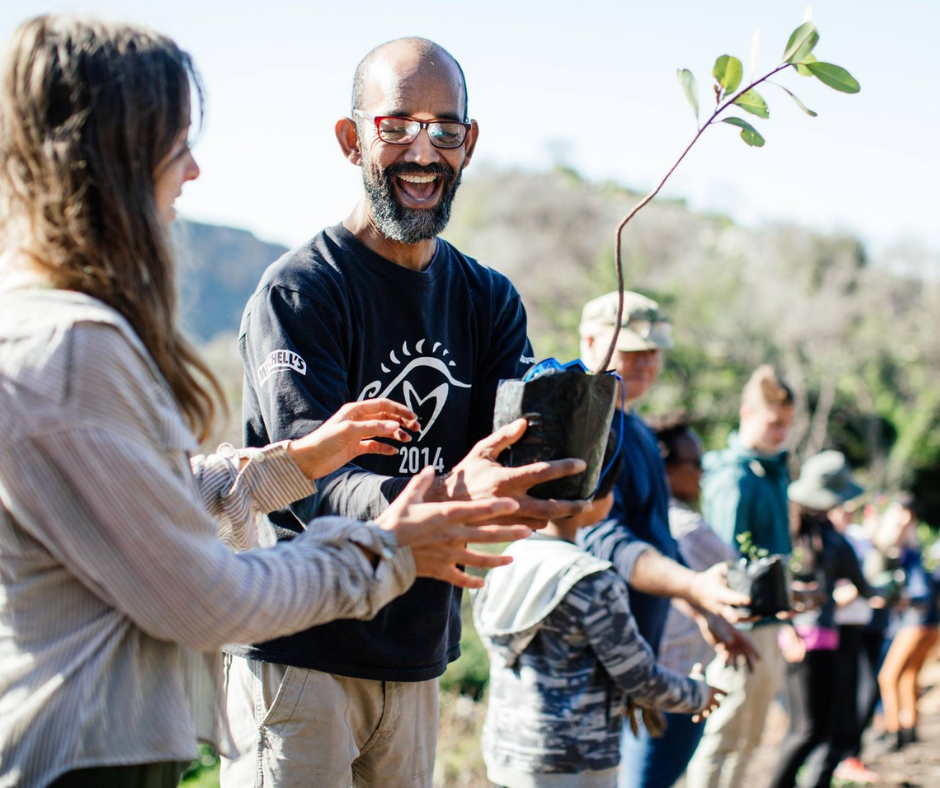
(0, 288, 416, 788)
(658, 500, 740, 675)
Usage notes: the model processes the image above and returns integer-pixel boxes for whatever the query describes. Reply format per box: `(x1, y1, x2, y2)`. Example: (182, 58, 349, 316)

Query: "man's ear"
(335, 117, 362, 166)
(460, 119, 480, 168)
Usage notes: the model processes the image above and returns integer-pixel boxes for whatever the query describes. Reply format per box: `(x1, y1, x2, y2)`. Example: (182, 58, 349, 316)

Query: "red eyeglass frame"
(353, 110, 472, 148)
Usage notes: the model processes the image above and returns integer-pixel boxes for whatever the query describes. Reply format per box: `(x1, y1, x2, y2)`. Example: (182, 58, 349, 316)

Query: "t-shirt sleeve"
(241, 283, 407, 523)
(577, 519, 654, 584)
(468, 279, 535, 445)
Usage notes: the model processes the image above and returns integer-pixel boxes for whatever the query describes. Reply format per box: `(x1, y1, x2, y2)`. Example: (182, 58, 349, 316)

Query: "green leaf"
(783, 21, 819, 64)
(805, 61, 861, 93)
(773, 82, 818, 116)
(733, 89, 770, 118)
(676, 68, 700, 121)
(722, 117, 766, 147)
(712, 55, 743, 95)
(794, 53, 818, 77)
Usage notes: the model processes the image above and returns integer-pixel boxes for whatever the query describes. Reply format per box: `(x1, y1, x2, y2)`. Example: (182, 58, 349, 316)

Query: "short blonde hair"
(742, 364, 794, 410)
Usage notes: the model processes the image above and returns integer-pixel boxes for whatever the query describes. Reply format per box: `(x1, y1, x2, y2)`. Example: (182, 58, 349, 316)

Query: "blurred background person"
(769, 451, 872, 788)
(829, 499, 886, 784)
(687, 365, 794, 788)
(876, 494, 940, 751)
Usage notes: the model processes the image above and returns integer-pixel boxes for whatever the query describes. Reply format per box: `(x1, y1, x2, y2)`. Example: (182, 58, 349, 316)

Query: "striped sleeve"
(0, 424, 415, 652)
(677, 519, 740, 573)
(578, 519, 654, 583)
(191, 441, 318, 550)
(576, 574, 708, 713)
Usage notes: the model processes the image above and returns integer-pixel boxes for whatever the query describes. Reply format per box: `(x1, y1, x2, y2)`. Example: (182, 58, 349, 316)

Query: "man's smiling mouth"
(395, 173, 441, 203)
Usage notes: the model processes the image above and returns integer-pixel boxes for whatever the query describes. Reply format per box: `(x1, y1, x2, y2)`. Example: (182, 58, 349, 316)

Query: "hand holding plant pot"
(492, 360, 620, 501)
(727, 531, 793, 617)
(435, 418, 591, 528)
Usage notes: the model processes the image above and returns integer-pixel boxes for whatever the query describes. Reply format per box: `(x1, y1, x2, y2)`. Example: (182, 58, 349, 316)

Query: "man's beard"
(362, 158, 462, 244)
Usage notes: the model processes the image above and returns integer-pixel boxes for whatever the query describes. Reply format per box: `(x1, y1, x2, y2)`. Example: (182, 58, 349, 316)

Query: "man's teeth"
(398, 174, 437, 184)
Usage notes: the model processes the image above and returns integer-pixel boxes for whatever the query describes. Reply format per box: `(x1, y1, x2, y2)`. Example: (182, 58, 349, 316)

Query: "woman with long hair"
(0, 15, 526, 787)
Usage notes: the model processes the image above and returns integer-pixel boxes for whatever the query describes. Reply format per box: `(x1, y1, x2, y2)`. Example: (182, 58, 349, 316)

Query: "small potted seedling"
(494, 18, 859, 500)
(726, 532, 793, 617)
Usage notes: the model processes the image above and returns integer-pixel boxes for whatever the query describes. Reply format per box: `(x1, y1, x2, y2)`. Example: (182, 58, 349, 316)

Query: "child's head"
(548, 430, 622, 540)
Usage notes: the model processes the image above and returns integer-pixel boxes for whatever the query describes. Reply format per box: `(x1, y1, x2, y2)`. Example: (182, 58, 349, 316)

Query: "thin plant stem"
(595, 63, 791, 373)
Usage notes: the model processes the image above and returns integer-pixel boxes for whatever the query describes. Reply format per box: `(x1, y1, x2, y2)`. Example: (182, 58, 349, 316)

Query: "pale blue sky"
(4, 1, 938, 258)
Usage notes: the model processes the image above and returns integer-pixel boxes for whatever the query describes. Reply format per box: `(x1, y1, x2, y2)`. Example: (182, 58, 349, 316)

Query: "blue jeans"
(619, 712, 704, 788)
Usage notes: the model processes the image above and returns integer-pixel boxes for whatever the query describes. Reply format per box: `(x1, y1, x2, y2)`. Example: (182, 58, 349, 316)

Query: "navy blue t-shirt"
(229, 224, 534, 681)
(577, 410, 680, 654)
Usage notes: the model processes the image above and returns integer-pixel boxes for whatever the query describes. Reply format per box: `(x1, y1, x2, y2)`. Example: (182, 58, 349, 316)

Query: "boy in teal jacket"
(687, 365, 795, 788)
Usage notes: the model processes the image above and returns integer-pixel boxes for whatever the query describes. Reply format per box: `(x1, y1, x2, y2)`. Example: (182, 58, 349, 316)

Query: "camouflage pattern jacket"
(473, 534, 708, 785)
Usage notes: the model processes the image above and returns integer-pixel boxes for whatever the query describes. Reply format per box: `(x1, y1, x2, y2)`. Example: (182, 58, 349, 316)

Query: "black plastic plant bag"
(726, 555, 792, 617)
(492, 365, 618, 500)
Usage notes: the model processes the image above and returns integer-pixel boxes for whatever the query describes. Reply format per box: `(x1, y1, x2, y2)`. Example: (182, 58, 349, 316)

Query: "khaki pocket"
(250, 661, 304, 732)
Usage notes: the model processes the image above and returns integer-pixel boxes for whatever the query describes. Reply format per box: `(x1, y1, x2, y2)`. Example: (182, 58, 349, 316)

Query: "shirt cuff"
(226, 440, 318, 514)
(301, 516, 416, 585)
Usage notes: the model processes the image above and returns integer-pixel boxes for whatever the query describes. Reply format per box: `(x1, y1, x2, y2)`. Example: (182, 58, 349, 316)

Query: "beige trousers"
(220, 656, 439, 788)
(685, 623, 787, 788)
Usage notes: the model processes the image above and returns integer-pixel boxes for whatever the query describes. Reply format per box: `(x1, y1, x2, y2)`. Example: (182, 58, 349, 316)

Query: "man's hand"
(432, 418, 591, 528)
(695, 611, 761, 673)
(287, 399, 420, 480)
(688, 562, 751, 623)
(375, 469, 533, 589)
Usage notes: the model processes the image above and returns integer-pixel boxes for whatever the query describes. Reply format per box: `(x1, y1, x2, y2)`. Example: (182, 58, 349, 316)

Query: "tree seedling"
(596, 20, 860, 373)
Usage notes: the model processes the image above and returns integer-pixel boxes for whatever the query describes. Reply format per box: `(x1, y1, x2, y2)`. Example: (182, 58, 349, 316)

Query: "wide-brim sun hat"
(579, 291, 674, 352)
(788, 450, 865, 512)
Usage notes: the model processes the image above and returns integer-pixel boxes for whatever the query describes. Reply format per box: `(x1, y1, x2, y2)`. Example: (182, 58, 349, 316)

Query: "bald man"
(222, 39, 587, 787)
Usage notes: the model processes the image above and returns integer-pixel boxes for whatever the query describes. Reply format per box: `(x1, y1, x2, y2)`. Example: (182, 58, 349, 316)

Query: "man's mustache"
(386, 162, 454, 179)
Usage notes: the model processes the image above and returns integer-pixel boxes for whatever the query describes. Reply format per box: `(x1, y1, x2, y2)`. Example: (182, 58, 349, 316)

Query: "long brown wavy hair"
(0, 15, 224, 441)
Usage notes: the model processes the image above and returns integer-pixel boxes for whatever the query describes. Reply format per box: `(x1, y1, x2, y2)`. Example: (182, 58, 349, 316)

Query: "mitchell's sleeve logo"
(257, 349, 307, 385)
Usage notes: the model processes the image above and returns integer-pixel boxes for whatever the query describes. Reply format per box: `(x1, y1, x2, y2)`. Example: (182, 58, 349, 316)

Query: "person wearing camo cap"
(577, 291, 758, 788)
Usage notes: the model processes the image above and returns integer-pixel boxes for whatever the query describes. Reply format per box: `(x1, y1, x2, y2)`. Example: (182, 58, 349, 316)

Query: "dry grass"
(433, 690, 489, 787)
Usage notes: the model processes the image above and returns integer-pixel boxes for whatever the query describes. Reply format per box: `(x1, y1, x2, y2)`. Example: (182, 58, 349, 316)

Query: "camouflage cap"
(579, 291, 674, 352)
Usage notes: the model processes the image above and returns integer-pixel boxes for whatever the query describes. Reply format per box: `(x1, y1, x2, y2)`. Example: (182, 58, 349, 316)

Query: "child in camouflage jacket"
(474, 453, 722, 788)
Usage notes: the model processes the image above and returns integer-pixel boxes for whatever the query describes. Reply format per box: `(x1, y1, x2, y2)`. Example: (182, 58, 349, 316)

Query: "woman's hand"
(287, 399, 420, 481)
(778, 625, 807, 663)
(376, 469, 532, 589)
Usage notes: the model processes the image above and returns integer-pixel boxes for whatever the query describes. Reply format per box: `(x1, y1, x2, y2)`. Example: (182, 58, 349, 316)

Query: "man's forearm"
(629, 549, 697, 602)
(301, 466, 409, 522)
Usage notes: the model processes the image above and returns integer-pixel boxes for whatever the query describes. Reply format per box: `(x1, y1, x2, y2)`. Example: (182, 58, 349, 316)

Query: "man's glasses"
(672, 456, 703, 470)
(354, 111, 471, 149)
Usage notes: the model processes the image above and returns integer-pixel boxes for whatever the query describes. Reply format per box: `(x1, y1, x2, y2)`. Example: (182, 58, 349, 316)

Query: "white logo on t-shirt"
(357, 339, 470, 444)
(258, 349, 307, 385)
